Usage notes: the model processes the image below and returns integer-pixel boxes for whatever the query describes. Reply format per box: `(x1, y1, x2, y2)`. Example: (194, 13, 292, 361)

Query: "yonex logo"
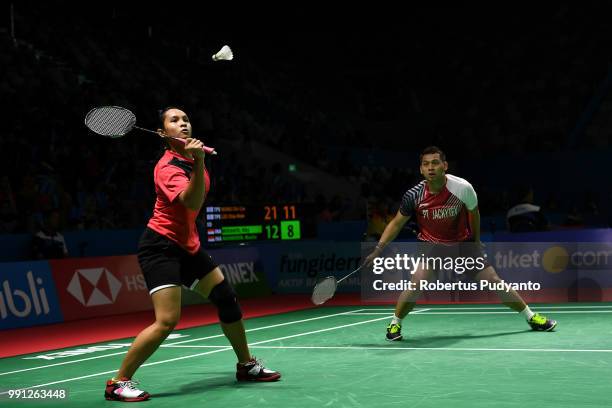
(67, 268, 122, 306)
(219, 262, 259, 284)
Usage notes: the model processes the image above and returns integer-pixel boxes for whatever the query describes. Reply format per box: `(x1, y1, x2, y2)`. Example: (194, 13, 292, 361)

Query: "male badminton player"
(365, 146, 557, 341)
(105, 107, 280, 402)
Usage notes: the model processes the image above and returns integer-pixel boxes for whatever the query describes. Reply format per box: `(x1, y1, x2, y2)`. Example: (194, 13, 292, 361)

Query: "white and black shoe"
(104, 377, 151, 402)
(236, 357, 281, 382)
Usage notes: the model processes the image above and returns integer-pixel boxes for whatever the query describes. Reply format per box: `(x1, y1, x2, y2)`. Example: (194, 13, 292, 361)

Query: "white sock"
(520, 306, 535, 321)
(391, 315, 402, 325)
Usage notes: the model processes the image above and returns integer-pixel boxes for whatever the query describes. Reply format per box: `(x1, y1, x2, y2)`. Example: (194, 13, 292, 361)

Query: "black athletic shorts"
(415, 239, 490, 279)
(137, 227, 218, 294)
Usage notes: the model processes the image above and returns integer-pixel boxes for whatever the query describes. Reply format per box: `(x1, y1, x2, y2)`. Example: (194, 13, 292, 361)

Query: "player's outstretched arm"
(363, 211, 410, 266)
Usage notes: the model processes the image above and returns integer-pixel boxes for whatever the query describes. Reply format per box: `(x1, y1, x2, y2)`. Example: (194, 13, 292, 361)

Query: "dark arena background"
(1, 3, 611, 407)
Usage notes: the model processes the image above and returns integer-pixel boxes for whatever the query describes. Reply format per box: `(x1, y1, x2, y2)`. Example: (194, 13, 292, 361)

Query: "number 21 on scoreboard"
(264, 205, 296, 220)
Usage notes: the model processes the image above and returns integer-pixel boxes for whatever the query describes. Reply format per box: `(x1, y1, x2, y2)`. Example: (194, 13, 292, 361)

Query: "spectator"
(0, 176, 18, 233)
(506, 186, 548, 232)
(31, 210, 69, 259)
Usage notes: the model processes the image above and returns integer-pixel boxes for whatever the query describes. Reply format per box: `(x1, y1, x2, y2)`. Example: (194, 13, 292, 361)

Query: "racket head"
(311, 276, 338, 305)
(84, 106, 136, 138)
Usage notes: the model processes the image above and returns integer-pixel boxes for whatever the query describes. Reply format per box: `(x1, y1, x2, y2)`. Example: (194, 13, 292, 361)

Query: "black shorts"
(137, 227, 218, 294)
(415, 239, 490, 279)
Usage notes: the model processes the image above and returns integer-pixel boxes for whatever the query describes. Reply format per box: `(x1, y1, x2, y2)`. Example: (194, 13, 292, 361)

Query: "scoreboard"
(204, 204, 316, 243)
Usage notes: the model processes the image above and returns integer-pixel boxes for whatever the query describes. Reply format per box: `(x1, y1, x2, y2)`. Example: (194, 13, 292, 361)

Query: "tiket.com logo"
(494, 245, 612, 273)
(67, 268, 122, 306)
(541, 246, 569, 273)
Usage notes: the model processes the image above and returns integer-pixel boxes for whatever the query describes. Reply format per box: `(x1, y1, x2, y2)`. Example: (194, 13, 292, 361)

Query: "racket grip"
(169, 137, 218, 155)
(203, 146, 217, 155)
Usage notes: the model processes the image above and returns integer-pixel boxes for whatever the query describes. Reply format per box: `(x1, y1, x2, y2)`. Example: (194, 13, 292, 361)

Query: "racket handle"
(169, 137, 218, 155)
(203, 146, 217, 155)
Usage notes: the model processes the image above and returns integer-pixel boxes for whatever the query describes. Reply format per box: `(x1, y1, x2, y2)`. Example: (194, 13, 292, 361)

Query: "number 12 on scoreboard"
(265, 221, 301, 240)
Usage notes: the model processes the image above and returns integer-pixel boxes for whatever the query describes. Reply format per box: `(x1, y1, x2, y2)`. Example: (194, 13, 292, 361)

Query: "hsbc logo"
(67, 268, 122, 306)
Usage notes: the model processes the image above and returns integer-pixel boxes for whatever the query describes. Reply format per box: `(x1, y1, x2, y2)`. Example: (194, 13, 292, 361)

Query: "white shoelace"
(245, 358, 266, 374)
(118, 379, 140, 390)
(248, 358, 277, 375)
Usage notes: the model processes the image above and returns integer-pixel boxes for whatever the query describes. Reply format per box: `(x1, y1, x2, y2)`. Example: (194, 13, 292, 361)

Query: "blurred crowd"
(1, 3, 611, 238)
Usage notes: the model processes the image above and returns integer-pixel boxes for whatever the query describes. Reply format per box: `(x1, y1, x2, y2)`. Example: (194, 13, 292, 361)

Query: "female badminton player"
(105, 107, 280, 402)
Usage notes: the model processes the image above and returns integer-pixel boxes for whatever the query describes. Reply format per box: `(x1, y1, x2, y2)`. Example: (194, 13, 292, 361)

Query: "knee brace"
(208, 280, 242, 323)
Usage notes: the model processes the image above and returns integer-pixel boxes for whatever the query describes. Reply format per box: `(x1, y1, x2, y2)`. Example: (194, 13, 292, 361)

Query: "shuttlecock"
(212, 45, 233, 61)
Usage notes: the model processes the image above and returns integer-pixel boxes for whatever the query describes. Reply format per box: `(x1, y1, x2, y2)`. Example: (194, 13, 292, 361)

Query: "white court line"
(0, 347, 233, 394)
(0, 313, 387, 392)
(164, 309, 367, 346)
(367, 305, 612, 311)
(373, 310, 612, 315)
(0, 350, 131, 377)
(351, 310, 612, 315)
(163, 345, 612, 353)
(241, 315, 391, 346)
(161, 345, 228, 348)
(0, 309, 365, 377)
(162, 315, 396, 353)
(346, 308, 430, 316)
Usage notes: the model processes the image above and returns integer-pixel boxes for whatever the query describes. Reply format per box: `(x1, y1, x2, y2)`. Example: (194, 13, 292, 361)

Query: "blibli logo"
(0, 271, 50, 319)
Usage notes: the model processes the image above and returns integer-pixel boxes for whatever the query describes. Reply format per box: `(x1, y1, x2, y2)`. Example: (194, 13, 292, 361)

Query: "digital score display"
(204, 204, 315, 243)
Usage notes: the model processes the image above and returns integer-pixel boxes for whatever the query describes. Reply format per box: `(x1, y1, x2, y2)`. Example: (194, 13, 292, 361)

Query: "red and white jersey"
(147, 150, 210, 254)
(399, 174, 477, 243)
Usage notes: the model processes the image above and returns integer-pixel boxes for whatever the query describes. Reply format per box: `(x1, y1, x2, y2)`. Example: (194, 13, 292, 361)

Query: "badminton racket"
(84, 106, 217, 155)
(311, 263, 366, 305)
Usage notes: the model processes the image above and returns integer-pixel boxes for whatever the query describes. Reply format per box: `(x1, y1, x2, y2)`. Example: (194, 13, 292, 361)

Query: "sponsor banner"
(49, 256, 152, 321)
(211, 247, 271, 298)
(260, 242, 362, 293)
(361, 242, 612, 303)
(0, 261, 64, 329)
(493, 228, 612, 243)
(490, 242, 612, 287)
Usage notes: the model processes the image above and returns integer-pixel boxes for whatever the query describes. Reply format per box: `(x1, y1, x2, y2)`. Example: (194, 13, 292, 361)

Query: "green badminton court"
(1, 303, 611, 408)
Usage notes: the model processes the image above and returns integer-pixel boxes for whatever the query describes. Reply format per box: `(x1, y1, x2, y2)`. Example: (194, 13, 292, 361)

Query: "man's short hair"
(420, 146, 446, 163)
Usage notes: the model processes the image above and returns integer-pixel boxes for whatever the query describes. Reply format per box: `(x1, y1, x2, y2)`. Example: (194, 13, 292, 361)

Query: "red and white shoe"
(104, 377, 151, 402)
(236, 357, 281, 382)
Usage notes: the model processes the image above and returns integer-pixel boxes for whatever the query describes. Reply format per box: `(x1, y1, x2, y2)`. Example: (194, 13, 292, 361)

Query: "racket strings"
(311, 277, 337, 305)
(85, 106, 136, 137)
